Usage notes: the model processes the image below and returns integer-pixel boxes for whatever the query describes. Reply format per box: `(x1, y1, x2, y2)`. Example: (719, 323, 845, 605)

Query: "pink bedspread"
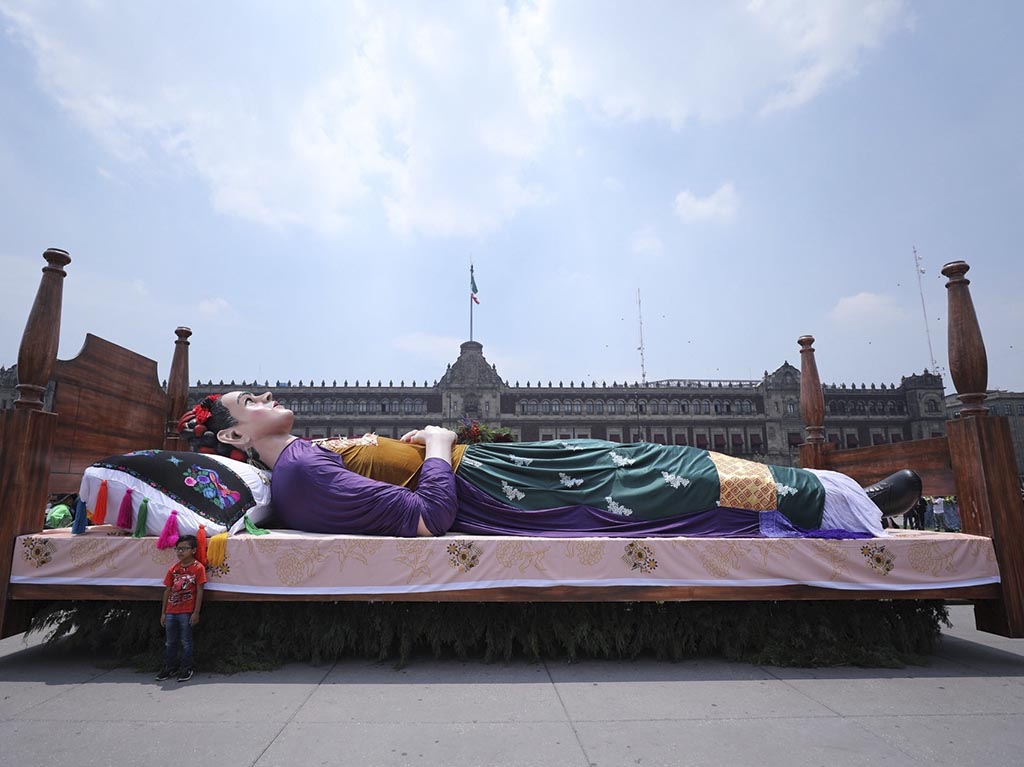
(12, 527, 999, 596)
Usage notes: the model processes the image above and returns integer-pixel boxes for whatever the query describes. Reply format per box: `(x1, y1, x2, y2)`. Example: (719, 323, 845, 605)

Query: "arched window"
(528, 401, 538, 415)
(313, 400, 322, 413)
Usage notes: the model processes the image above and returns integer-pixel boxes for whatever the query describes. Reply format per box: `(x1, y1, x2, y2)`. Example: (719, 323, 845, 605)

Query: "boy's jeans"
(164, 613, 194, 669)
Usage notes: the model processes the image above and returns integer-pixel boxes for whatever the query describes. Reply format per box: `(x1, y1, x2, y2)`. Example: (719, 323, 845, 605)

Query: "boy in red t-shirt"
(157, 534, 207, 682)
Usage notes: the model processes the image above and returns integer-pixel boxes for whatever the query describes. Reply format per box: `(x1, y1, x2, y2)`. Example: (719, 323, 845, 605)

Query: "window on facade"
(415, 401, 424, 414)
(313, 401, 322, 413)
(786, 402, 797, 414)
(551, 401, 560, 414)
(528, 402, 538, 414)
(671, 402, 680, 415)
(931, 431, 944, 438)
(403, 400, 413, 414)
(346, 401, 355, 414)
(609, 433, 621, 442)
(828, 433, 840, 444)
(541, 433, 553, 441)
(731, 433, 744, 452)
(573, 401, 582, 414)
(520, 402, 527, 414)
(702, 402, 711, 414)
(559, 433, 571, 440)
(301, 401, 310, 413)
(872, 433, 885, 445)
(358, 401, 366, 413)
(369, 400, 378, 413)
(1018, 404, 1024, 415)
(674, 433, 688, 446)
(595, 401, 604, 414)
(749, 434, 763, 452)
(653, 434, 666, 444)
(890, 433, 903, 443)
(695, 434, 709, 449)
(925, 399, 939, 414)
(542, 402, 551, 414)
(585, 402, 594, 414)
(846, 433, 859, 449)
(787, 432, 802, 448)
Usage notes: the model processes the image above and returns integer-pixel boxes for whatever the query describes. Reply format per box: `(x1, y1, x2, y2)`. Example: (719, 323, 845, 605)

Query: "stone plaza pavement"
(1, 604, 1022, 767)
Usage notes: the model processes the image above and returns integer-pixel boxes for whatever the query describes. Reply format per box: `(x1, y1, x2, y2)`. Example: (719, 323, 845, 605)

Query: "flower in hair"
(193, 394, 222, 426)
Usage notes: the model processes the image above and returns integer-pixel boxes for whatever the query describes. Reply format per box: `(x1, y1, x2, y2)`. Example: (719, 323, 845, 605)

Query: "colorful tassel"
(243, 515, 269, 536)
(131, 497, 149, 538)
(115, 488, 134, 529)
(72, 498, 88, 535)
(206, 531, 228, 568)
(92, 480, 108, 525)
(156, 510, 180, 549)
(196, 525, 208, 566)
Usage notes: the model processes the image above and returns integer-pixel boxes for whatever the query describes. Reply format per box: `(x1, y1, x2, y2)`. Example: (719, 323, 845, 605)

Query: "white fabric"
(808, 469, 886, 537)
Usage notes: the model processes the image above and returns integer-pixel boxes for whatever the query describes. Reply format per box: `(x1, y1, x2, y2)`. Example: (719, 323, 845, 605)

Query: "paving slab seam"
(758, 665, 850, 718)
(541, 658, 598, 767)
(248, 660, 339, 767)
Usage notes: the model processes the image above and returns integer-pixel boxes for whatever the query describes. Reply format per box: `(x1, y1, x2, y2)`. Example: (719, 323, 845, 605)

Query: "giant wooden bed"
(1, 249, 1021, 640)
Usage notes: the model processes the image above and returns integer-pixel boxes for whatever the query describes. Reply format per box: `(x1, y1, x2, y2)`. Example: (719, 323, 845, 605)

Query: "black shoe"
(863, 470, 923, 518)
(177, 667, 193, 682)
(156, 667, 176, 681)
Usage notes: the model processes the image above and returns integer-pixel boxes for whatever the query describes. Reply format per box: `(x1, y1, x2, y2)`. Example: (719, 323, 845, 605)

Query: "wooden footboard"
(798, 261, 1024, 637)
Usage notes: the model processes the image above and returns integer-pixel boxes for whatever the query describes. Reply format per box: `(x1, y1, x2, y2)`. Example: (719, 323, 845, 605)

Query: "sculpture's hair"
(177, 394, 244, 460)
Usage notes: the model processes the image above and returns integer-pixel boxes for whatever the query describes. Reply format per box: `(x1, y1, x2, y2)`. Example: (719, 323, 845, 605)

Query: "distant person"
(933, 495, 948, 531)
(157, 534, 206, 683)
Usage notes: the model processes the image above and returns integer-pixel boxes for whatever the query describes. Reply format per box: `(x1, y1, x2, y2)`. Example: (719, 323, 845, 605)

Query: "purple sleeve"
(273, 442, 457, 537)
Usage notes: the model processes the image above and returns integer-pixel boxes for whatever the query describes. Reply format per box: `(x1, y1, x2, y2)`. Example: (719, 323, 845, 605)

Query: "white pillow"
(79, 450, 272, 536)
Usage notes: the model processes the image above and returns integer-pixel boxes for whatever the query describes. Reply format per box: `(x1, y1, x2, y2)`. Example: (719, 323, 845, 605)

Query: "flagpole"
(470, 261, 474, 342)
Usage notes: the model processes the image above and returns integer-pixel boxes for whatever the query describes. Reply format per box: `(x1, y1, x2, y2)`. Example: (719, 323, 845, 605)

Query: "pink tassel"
(156, 510, 180, 549)
(115, 488, 134, 529)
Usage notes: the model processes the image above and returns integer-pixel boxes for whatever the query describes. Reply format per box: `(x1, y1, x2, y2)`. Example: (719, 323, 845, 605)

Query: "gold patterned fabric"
(706, 451, 778, 511)
(316, 435, 465, 490)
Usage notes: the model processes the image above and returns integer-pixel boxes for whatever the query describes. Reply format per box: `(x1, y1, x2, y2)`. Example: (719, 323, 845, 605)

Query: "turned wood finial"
(165, 326, 192, 434)
(798, 335, 825, 443)
(15, 248, 71, 411)
(942, 261, 988, 417)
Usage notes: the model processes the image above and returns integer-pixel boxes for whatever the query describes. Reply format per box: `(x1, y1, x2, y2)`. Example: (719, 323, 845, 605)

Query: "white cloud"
(532, 0, 908, 126)
(0, 0, 907, 238)
(630, 226, 664, 257)
(197, 297, 230, 318)
(674, 182, 738, 222)
(828, 292, 908, 327)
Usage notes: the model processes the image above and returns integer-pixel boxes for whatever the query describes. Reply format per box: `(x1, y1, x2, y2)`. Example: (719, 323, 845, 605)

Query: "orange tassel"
(196, 525, 208, 566)
(92, 480, 109, 525)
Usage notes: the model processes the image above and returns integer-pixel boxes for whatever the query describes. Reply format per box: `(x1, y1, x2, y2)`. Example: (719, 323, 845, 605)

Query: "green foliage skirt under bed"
(29, 599, 950, 671)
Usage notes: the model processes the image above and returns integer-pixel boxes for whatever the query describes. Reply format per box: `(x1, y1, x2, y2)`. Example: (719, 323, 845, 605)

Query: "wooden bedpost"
(163, 326, 192, 450)
(942, 260, 1024, 637)
(797, 335, 828, 470)
(0, 248, 70, 637)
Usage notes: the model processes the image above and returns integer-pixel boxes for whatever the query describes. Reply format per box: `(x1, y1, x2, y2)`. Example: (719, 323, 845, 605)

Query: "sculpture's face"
(219, 391, 294, 443)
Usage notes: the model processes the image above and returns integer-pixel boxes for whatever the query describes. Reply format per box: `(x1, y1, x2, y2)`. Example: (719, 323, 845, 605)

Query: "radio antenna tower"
(913, 246, 939, 374)
(637, 288, 647, 385)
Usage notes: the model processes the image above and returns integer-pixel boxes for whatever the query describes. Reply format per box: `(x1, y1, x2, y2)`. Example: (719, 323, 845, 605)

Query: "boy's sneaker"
(177, 667, 194, 682)
(155, 667, 176, 681)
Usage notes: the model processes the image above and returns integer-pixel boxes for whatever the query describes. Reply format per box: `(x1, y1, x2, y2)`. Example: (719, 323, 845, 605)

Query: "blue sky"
(2, 1, 1022, 395)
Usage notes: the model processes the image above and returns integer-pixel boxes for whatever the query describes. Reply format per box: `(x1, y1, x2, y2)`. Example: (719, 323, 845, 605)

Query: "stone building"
(189, 340, 949, 467)
(946, 389, 1024, 482)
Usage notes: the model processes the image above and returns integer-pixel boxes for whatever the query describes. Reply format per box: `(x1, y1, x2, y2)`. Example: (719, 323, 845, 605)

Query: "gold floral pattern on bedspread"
(495, 541, 549, 573)
(395, 540, 433, 583)
(809, 540, 850, 580)
(21, 537, 55, 568)
(564, 540, 606, 566)
(907, 542, 957, 576)
(861, 543, 895, 576)
(69, 538, 120, 571)
(698, 541, 751, 578)
(276, 545, 328, 586)
(622, 542, 658, 574)
(447, 541, 482, 573)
